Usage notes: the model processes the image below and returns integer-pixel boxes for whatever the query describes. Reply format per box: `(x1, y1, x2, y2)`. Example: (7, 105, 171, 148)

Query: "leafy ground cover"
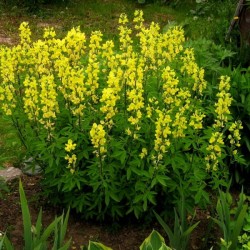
(0, 0, 250, 249)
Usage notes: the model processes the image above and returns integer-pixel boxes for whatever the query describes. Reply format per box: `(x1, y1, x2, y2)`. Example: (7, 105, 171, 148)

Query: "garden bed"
(0, 175, 216, 249)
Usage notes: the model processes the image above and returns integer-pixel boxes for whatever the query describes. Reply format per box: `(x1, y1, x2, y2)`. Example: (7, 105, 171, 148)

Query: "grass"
(0, 0, 236, 42)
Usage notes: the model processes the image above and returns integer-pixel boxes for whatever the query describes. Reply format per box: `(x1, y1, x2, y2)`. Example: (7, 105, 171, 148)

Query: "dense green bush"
(0, 11, 244, 220)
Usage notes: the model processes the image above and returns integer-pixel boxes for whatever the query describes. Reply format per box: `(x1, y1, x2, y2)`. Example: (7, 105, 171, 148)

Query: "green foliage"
(140, 230, 171, 250)
(238, 206, 250, 250)
(87, 242, 112, 250)
(185, 38, 235, 72)
(0, 11, 243, 221)
(154, 189, 200, 250)
(82, 230, 171, 250)
(225, 67, 250, 183)
(0, 181, 71, 250)
(212, 189, 248, 250)
(0, 233, 14, 250)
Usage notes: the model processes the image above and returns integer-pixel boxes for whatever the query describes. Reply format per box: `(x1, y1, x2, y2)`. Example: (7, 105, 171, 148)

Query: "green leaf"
(243, 224, 250, 232)
(109, 191, 121, 202)
(140, 230, 167, 250)
(2, 234, 14, 250)
(156, 175, 168, 187)
(40, 217, 60, 244)
(88, 241, 112, 250)
(19, 180, 33, 250)
(131, 166, 143, 176)
(183, 221, 200, 237)
(153, 211, 174, 245)
(57, 240, 71, 250)
(104, 190, 110, 206)
(127, 167, 131, 180)
(34, 209, 43, 241)
(135, 181, 146, 192)
(231, 204, 248, 250)
(55, 209, 71, 249)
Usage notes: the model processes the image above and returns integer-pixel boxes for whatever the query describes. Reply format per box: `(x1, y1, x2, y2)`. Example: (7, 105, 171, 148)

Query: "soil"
(0, 174, 216, 250)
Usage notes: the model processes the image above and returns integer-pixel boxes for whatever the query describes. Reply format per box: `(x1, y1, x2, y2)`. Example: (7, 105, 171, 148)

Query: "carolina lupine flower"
(0, 47, 18, 115)
(162, 66, 179, 106)
(64, 26, 86, 64)
(181, 48, 207, 95)
(228, 121, 243, 155)
(205, 131, 224, 171)
(65, 139, 77, 174)
(139, 148, 148, 159)
(214, 76, 233, 128)
(85, 31, 103, 103)
(23, 76, 40, 121)
(65, 139, 77, 152)
(39, 74, 59, 129)
(154, 110, 172, 160)
(19, 22, 31, 46)
(90, 123, 107, 155)
(189, 110, 206, 130)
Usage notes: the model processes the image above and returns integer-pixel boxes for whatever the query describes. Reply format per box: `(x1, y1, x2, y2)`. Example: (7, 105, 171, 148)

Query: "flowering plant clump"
(0, 11, 243, 220)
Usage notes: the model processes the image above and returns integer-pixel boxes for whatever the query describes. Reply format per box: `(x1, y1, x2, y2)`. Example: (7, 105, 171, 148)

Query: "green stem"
(98, 147, 103, 178)
(124, 80, 127, 115)
(11, 116, 27, 150)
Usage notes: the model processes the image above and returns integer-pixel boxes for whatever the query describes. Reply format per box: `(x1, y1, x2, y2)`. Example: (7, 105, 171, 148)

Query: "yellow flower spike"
(228, 121, 243, 152)
(133, 10, 144, 30)
(65, 153, 77, 174)
(154, 110, 172, 156)
(190, 111, 206, 130)
(43, 27, 56, 40)
(19, 22, 31, 46)
(23, 76, 40, 121)
(90, 123, 107, 156)
(206, 131, 224, 171)
(64, 26, 86, 64)
(119, 13, 129, 24)
(213, 76, 233, 128)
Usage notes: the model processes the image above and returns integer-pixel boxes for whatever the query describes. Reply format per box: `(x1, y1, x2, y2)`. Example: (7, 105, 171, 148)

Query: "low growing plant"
(0, 180, 71, 250)
(212, 189, 248, 250)
(154, 187, 200, 250)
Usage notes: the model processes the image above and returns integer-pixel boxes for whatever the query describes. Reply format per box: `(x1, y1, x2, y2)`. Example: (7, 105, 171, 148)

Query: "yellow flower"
(206, 131, 224, 171)
(65, 153, 77, 174)
(139, 148, 148, 159)
(65, 139, 77, 152)
(214, 76, 232, 128)
(90, 123, 107, 155)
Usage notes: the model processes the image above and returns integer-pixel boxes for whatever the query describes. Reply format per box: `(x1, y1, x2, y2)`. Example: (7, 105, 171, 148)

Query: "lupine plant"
(0, 10, 243, 220)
